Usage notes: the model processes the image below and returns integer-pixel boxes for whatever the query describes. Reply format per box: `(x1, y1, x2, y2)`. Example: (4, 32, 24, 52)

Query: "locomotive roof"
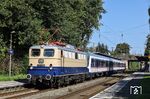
(30, 45, 124, 63)
(30, 45, 87, 55)
(88, 52, 123, 63)
(94, 52, 121, 60)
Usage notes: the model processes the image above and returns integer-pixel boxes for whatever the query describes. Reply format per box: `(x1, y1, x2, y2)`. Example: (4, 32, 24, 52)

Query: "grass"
(0, 74, 26, 81)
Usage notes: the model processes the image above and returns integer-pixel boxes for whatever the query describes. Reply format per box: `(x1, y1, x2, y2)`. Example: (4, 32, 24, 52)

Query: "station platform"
(90, 72, 150, 99)
(0, 80, 27, 89)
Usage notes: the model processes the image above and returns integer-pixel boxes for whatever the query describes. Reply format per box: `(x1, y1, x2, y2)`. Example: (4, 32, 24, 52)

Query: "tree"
(26, 0, 104, 47)
(114, 43, 130, 55)
(0, 0, 104, 75)
(0, 34, 7, 60)
(96, 43, 109, 54)
(0, 0, 43, 56)
(144, 34, 150, 56)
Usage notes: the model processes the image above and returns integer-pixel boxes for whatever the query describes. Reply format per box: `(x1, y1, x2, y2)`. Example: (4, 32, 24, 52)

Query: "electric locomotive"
(27, 42, 126, 85)
(27, 42, 88, 85)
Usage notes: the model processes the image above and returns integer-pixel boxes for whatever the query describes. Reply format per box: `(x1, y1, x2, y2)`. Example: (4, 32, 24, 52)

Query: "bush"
(0, 54, 29, 76)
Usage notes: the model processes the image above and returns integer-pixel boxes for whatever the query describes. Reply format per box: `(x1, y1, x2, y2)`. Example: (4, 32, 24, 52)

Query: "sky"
(90, 0, 150, 55)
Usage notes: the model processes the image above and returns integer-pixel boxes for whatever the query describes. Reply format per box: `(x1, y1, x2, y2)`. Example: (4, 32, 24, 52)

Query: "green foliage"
(144, 34, 150, 56)
(0, 55, 28, 75)
(0, 34, 7, 60)
(0, 0, 104, 54)
(114, 43, 130, 55)
(0, 0, 42, 56)
(20, 55, 29, 74)
(0, 0, 104, 76)
(96, 43, 109, 54)
(0, 74, 26, 81)
(128, 62, 140, 71)
(26, 0, 104, 47)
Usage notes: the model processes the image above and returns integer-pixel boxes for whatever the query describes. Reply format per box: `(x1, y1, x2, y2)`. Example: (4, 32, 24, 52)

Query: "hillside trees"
(113, 43, 130, 55)
(0, 0, 104, 56)
(26, 0, 104, 47)
(0, 0, 43, 57)
(96, 43, 109, 54)
(145, 35, 150, 56)
(0, 0, 104, 75)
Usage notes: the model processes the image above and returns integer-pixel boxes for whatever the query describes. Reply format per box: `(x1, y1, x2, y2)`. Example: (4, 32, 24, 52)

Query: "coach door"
(109, 61, 113, 73)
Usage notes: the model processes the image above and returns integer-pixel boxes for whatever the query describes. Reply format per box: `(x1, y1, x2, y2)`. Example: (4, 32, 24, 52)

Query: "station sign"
(8, 49, 14, 55)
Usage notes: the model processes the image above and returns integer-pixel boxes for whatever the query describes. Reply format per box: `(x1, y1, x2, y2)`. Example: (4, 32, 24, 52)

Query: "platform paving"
(90, 72, 150, 99)
(0, 80, 27, 89)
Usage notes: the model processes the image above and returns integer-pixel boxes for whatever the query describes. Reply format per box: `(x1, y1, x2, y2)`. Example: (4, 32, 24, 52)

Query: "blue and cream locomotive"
(27, 42, 126, 85)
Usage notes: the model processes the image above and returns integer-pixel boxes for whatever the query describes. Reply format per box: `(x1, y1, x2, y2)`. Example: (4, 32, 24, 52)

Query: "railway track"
(56, 77, 121, 99)
(0, 88, 39, 99)
(0, 73, 129, 99)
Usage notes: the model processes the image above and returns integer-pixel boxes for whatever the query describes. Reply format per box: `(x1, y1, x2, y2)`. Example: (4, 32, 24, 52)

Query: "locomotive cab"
(29, 46, 62, 67)
(27, 45, 63, 83)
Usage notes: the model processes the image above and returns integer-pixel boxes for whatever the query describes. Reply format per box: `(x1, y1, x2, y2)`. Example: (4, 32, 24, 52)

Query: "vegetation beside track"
(0, 74, 26, 81)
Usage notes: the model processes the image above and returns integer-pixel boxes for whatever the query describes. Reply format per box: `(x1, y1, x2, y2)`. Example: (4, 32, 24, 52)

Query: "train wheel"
(64, 76, 69, 86)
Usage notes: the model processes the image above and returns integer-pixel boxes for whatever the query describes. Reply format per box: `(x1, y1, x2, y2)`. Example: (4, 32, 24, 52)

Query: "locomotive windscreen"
(44, 49, 54, 57)
(31, 49, 40, 56)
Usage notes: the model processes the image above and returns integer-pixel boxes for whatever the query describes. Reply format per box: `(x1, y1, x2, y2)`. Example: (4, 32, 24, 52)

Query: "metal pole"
(9, 31, 15, 77)
(9, 33, 12, 77)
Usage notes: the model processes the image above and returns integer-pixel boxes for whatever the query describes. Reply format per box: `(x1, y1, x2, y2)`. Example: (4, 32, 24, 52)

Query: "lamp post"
(9, 31, 15, 77)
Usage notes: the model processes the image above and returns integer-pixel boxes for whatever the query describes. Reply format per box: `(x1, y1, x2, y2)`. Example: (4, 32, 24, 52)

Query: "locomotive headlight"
(49, 67, 53, 70)
(30, 66, 33, 69)
(49, 64, 53, 69)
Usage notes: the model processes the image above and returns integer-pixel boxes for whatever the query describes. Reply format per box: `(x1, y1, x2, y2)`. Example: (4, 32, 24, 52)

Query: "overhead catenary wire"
(97, 22, 148, 54)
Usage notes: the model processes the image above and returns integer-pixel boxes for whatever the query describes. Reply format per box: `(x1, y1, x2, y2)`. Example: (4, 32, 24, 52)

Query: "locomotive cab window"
(31, 49, 40, 56)
(44, 49, 54, 57)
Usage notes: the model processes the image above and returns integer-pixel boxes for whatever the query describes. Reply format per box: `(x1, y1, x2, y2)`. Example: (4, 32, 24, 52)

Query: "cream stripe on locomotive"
(29, 45, 87, 67)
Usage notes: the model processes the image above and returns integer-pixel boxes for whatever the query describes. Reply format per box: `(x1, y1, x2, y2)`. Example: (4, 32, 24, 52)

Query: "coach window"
(94, 59, 96, 67)
(117, 63, 119, 67)
(91, 59, 94, 67)
(115, 62, 117, 67)
(44, 49, 54, 57)
(101, 61, 104, 67)
(95, 59, 97, 67)
(104, 61, 107, 67)
(97, 60, 100, 67)
(100, 60, 102, 67)
(31, 49, 40, 57)
(106, 61, 109, 67)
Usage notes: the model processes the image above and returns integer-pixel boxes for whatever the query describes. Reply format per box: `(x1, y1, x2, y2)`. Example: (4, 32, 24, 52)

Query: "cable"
(120, 24, 148, 32)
